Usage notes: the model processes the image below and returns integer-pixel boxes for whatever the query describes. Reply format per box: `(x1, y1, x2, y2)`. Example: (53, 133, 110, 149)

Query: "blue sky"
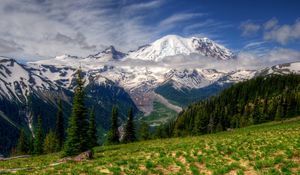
(0, 0, 299, 61)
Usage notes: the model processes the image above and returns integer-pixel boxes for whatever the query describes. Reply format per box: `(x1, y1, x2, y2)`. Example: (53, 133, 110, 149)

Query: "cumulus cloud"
(240, 21, 261, 36)
(264, 20, 300, 45)
(235, 48, 300, 69)
(110, 48, 300, 72)
(264, 18, 278, 30)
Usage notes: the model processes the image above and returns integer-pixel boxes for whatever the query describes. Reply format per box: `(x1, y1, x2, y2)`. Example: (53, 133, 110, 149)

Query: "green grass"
(1, 117, 300, 174)
(140, 101, 177, 125)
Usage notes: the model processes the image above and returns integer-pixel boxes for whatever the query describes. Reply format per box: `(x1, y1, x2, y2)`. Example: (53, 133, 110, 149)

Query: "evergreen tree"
(171, 74, 300, 136)
(28, 136, 34, 155)
(215, 122, 223, 132)
(122, 108, 136, 143)
(55, 99, 64, 150)
(155, 124, 166, 139)
(33, 116, 44, 155)
(107, 106, 119, 144)
(275, 105, 283, 121)
(207, 116, 214, 134)
(139, 122, 150, 140)
(16, 129, 29, 155)
(64, 69, 89, 156)
(43, 130, 59, 153)
(88, 108, 98, 149)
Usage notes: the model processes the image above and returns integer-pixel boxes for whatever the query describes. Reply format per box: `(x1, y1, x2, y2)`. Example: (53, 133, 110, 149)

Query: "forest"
(172, 74, 300, 136)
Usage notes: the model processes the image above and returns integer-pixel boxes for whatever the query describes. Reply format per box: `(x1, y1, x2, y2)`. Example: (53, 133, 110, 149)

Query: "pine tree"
(139, 122, 150, 140)
(122, 108, 136, 143)
(16, 129, 29, 155)
(33, 116, 44, 155)
(64, 69, 89, 156)
(215, 122, 223, 132)
(155, 124, 166, 139)
(275, 105, 283, 121)
(207, 116, 214, 134)
(55, 99, 64, 150)
(88, 108, 97, 149)
(43, 130, 59, 153)
(107, 106, 119, 144)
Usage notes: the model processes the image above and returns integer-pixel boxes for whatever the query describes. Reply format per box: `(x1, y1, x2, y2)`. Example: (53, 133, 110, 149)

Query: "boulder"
(73, 150, 93, 162)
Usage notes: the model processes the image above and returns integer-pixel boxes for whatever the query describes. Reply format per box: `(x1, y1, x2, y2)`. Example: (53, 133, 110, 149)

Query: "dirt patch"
(225, 170, 238, 175)
(194, 162, 212, 175)
(177, 156, 187, 165)
(167, 164, 181, 173)
(139, 165, 147, 171)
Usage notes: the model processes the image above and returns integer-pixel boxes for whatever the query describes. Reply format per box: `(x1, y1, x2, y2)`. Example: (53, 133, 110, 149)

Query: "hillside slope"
(1, 117, 299, 174)
(173, 74, 300, 136)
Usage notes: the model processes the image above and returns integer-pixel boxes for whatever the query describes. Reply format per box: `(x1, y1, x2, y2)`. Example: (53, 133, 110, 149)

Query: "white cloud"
(235, 48, 300, 69)
(240, 21, 261, 36)
(123, 0, 163, 13)
(264, 18, 278, 30)
(243, 41, 266, 49)
(0, 0, 222, 61)
(264, 20, 300, 45)
(159, 13, 204, 27)
(111, 48, 300, 72)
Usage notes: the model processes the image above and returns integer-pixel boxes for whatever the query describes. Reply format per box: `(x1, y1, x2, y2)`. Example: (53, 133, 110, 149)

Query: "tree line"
(172, 74, 300, 136)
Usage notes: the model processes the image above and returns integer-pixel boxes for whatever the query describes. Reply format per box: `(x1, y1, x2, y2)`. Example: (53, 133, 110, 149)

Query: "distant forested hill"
(173, 74, 300, 136)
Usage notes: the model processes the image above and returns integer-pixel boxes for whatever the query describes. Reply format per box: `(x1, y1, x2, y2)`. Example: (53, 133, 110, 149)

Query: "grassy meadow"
(1, 117, 300, 175)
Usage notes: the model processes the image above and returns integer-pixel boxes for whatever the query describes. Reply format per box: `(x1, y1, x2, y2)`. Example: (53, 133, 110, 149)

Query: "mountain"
(20, 37, 300, 112)
(127, 35, 233, 61)
(1, 35, 300, 155)
(87, 46, 126, 61)
(0, 57, 62, 102)
(258, 62, 300, 75)
(0, 57, 138, 156)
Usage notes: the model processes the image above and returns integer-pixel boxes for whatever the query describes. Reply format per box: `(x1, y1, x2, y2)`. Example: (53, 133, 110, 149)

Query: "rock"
(226, 128, 234, 132)
(58, 157, 72, 163)
(73, 150, 93, 162)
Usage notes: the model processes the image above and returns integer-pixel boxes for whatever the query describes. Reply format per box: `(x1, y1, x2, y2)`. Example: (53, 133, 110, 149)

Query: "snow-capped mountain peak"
(87, 46, 125, 60)
(127, 35, 233, 61)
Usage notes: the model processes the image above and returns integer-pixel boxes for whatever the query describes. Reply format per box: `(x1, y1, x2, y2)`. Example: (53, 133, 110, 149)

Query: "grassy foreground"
(1, 118, 300, 175)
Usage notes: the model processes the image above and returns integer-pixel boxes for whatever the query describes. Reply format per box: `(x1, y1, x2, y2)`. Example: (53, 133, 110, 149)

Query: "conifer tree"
(88, 108, 97, 148)
(107, 106, 119, 144)
(275, 105, 283, 121)
(33, 116, 44, 155)
(64, 69, 89, 156)
(139, 122, 150, 140)
(155, 124, 166, 139)
(43, 130, 59, 153)
(55, 99, 64, 150)
(16, 129, 29, 155)
(122, 108, 136, 143)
